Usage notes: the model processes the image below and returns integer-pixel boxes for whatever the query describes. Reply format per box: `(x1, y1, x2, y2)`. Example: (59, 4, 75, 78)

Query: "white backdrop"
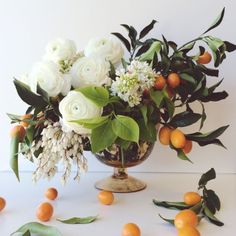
(0, 0, 235, 174)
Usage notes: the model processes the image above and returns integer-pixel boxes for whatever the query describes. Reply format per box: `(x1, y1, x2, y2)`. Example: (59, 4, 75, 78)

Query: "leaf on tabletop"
(153, 199, 191, 210)
(11, 222, 62, 236)
(203, 206, 224, 226)
(158, 214, 174, 225)
(57, 215, 98, 224)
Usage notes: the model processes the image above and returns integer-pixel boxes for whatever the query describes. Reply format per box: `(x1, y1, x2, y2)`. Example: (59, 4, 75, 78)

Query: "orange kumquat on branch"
(154, 75, 166, 90)
(20, 113, 33, 127)
(182, 140, 193, 154)
(170, 129, 186, 149)
(196, 51, 212, 64)
(159, 126, 172, 145)
(153, 168, 224, 233)
(10, 125, 26, 141)
(167, 73, 181, 88)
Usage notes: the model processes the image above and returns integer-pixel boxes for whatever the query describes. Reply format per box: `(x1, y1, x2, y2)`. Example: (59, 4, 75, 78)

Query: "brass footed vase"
(94, 141, 154, 193)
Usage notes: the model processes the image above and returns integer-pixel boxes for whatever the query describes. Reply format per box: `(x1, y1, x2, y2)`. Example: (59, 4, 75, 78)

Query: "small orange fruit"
(184, 192, 201, 205)
(20, 114, 33, 127)
(167, 73, 181, 88)
(174, 209, 198, 229)
(154, 75, 166, 90)
(142, 89, 150, 98)
(183, 140, 193, 154)
(45, 188, 58, 200)
(122, 223, 141, 236)
(197, 51, 212, 64)
(10, 125, 26, 141)
(0, 197, 6, 212)
(159, 126, 172, 145)
(36, 202, 53, 222)
(98, 191, 114, 205)
(166, 86, 175, 99)
(177, 225, 200, 236)
(170, 129, 186, 149)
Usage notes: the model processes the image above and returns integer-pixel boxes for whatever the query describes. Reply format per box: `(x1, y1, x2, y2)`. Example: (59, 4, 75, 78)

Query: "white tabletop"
(0, 171, 235, 236)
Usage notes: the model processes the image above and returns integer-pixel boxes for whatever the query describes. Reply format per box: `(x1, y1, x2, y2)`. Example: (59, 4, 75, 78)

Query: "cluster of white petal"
(110, 60, 156, 107)
(28, 121, 87, 185)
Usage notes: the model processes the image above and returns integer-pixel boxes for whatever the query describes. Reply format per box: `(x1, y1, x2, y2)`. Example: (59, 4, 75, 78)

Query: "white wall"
(0, 0, 235, 174)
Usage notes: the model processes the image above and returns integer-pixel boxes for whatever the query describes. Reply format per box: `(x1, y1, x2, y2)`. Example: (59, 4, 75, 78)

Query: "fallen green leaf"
(57, 215, 98, 224)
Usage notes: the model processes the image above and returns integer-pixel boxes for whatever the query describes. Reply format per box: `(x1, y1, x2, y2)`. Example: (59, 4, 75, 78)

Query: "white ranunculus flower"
(29, 61, 64, 97)
(44, 38, 77, 63)
(70, 56, 110, 88)
(61, 74, 72, 96)
(84, 37, 124, 65)
(59, 90, 102, 134)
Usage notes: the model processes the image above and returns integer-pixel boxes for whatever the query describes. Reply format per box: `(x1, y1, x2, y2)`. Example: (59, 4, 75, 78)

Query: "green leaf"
(138, 120, 156, 142)
(115, 138, 131, 150)
(153, 199, 191, 210)
(77, 86, 109, 107)
(26, 125, 35, 144)
(11, 222, 62, 236)
(10, 137, 20, 181)
(111, 32, 131, 52)
(139, 41, 162, 61)
(158, 214, 174, 225)
(203, 8, 225, 34)
(121, 24, 137, 49)
(150, 89, 164, 108)
(164, 97, 175, 119)
(197, 138, 226, 149)
(198, 168, 216, 187)
(169, 111, 202, 127)
(197, 65, 219, 77)
(112, 115, 139, 143)
(72, 115, 110, 129)
(180, 73, 196, 85)
(208, 79, 224, 94)
(91, 120, 117, 153)
(186, 125, 229, 142)
(37, 84, 50, 103)
(13, 79, 47, 107)
(204, 189, 221, 211)
(57, 215, 97, 224)
(201, 91, 228, 102)
(22, 230, 31, 236)
(199, 102, 206, 130)
(224, 41, 236, 52)
(180, 42, 196, 54)
(140, 105, 148, 125)
(203, 206, 224, 226)
(176, 148, 193, 163)
(139, 20, 157, 39)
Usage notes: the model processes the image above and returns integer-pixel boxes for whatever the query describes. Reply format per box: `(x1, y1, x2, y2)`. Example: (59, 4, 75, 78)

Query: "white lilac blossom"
(70, 56, 110, 88)
(110, 60, 156, 107)
(30, 122, 87, 185)
(84, 37, 124, 65)
(59, 90, 102, 134)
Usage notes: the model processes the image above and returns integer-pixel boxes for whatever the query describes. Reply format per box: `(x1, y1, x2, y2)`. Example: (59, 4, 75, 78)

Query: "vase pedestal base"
(95, 168, 146, 193)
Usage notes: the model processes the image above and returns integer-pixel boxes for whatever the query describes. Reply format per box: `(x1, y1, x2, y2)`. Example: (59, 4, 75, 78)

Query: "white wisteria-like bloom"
(59, 90, 102, 134)
(110, 60, 156, 107)
(84, 37, 124, 65)
(29, 61, 64, 97)
(30, 122, 87, 184)
(70, 56, 110, 88)
(44, 38, 77, 63)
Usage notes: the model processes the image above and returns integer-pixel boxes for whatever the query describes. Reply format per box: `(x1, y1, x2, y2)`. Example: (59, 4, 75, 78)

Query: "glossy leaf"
(72, 115, 110, 129)
(10, 136, 20, 181)
(150, 89, 164, 108)
(203, 206, 224, 226)
(37, 84, 50, 103)
(180, 73, 196, 85)
(13, 79, 47, 107)
(204, 189, 221, 211)
(198, 168, 216, 187)
(208, 79, 224, 94)
(11, 222, 62, 236)
(201, 91, 228, 102)
(140, 105, 148, 125)
(139, 41, 161, 61)
(139, 20, 157, 39)
(112, 115, 139, 143)
(203, 8, 225, 34)
(164, 97, 175, 119)
(121, 24, 137, 48)
(57, 215, 97, 224)
(176, 148, 193, 163)
(186, 125, 229, 142)
(111, 32, 131, 52)
(91, 120, 117, 153)
(77, 86, 109, 107)
(153, 199, 191, 210)
(197, 65, 219, 77)
(224, 41, 236, 52)
(169, 111, 201, 127)
(199, 102, 206, 130)
(158, 214, 174, 225)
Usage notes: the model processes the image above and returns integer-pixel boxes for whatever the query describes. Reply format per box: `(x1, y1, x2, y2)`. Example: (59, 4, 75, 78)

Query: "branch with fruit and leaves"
(8, 8, 236, 182)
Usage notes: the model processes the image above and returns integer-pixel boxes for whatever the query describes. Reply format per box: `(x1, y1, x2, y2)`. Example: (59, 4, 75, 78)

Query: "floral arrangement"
(8, 9, 236, 184)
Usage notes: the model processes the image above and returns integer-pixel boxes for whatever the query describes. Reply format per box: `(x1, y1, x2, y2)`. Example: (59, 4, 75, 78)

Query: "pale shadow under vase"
(94, 141, 154, 193)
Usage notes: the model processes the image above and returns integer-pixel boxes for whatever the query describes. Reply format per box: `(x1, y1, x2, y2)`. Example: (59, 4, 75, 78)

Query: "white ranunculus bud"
(29, 61, 64, 97)
(44, 38, 77, 63)
(70, 56, 110, 88)
(61, 73, 72, 96)
(59, 90, 102, 134)
(84, 37, 124, 65)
